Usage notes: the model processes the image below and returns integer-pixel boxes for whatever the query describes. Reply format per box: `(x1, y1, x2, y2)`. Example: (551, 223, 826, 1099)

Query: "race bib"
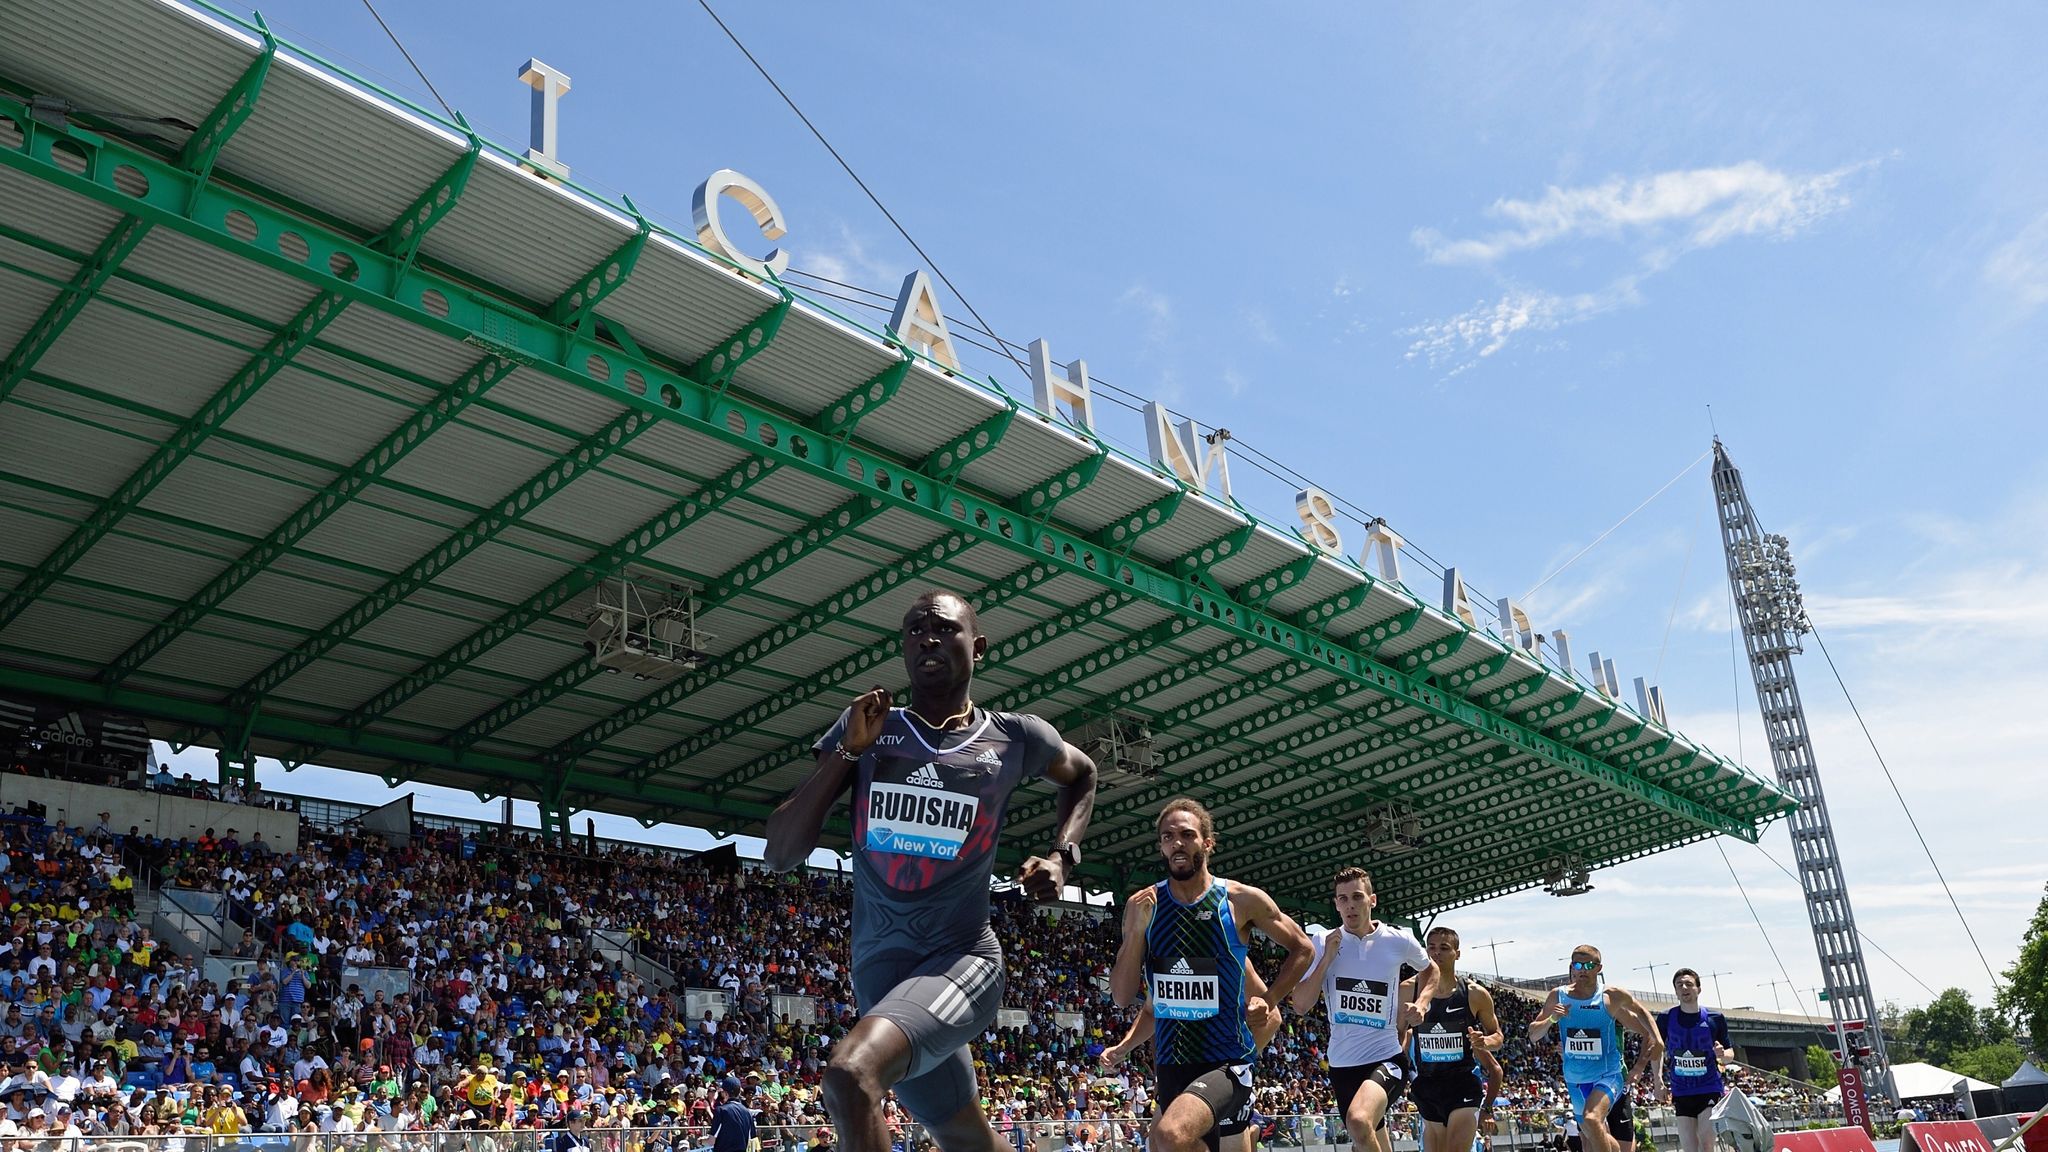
(1564, 1028, 1603, 1059)
(1151, 957, 1220, 1020)
(1418, 1028, 1464, 1063)
(1333, 977, 1390, 1028)
(1674, 1052, 1709, 1078)
(865, 767, 978, 860)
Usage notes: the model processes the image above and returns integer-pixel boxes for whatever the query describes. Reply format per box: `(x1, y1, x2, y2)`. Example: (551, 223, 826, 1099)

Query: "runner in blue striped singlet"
(1111, 798, 1315, 1152)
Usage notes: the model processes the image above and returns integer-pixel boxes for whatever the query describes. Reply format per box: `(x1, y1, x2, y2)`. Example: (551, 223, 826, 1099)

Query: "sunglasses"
(1570, 959, 1599, 971)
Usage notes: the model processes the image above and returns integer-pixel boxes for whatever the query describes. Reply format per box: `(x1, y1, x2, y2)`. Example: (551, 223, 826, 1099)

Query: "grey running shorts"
(852, 942, 1005, 1123)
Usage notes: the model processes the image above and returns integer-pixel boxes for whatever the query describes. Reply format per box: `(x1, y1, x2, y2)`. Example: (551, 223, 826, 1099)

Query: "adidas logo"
(1168, 958, 1194, 976)
(38, 712, 94, 747)
(905, 763, 946, 788)
(974, 748, 1002, 767)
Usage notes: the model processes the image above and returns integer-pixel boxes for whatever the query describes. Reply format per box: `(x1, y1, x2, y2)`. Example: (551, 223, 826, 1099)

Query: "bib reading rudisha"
(820, 707, 1058, 963)
(1319, 922, 1428, 1068)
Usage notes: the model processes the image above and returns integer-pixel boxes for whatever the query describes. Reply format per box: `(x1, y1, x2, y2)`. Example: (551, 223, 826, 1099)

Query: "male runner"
(1101, 950, 1282, 1152)
(765, 589, 1099, 1152)
(1404, 928, 1504, 1152)
(1288, 868, 1435, 1152)
(1658, 968, 1734, 1152)
(1111, 799, 1314, 1152)
(1524, 946, 1664, 1152)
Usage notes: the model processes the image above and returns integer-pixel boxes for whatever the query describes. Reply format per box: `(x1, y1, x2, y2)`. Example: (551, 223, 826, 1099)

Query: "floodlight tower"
(1711, 440, 1893, 1102)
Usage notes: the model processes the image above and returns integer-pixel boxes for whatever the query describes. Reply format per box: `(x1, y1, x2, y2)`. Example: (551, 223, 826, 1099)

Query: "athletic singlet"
(1316, 922, 1429, 1067)
(1411, 977, 1477, 1080)
(816, 707, 1060, 962)
(1558, 981, 1623, 1086)
(1660, 1007, 1727, 1097)
(1145, 878, 1252, 1065)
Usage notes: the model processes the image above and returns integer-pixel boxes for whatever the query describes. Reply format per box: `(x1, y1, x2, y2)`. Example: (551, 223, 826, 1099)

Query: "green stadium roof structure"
(0, 0, 1795, 916)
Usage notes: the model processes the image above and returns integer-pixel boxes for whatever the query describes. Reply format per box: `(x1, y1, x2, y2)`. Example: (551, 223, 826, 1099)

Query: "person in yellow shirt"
(207, 1089, 247, 1135)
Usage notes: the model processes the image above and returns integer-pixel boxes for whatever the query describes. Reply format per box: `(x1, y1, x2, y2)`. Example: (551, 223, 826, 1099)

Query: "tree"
(1806, 1044, 1841, 1085)
(1998, 883, 2048, 1059)
(1978, 1006, 2014, 1047)
(1903, 988, 1982, 1068)
(1949, 1041, 2025, 1086)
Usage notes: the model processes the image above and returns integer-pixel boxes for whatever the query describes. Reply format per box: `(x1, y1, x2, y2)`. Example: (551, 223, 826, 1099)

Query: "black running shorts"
(1331, 1058, 1408, 1124)
(1673, 1092, 1722, 1119)
(1412, 1073, 1485, 1124)
(1157, 1060, 1255, 1152)
(851, 946, 1004, 1124)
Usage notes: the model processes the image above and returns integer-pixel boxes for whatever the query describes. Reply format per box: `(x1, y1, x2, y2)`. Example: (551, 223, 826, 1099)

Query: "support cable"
(1523, 450, 1709, 603)
(1806, 623, 2003, 991)
(358, 0, 457, 120)
(1716, 840, 1822, 1021)
(1746, 843, 1939, 998)
(695, 0, 1030, 382)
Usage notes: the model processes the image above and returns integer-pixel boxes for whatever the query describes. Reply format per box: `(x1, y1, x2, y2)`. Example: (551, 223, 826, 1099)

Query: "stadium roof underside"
(0, 0, 1795, 918)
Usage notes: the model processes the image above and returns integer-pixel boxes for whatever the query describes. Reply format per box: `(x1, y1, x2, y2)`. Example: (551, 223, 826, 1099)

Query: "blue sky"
(181, 0, 2048, 1015)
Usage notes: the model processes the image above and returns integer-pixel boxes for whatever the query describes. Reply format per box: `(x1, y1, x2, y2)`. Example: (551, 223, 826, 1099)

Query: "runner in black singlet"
(765, 590, 1099, 1152)
(1405, 928, 1504, 1152)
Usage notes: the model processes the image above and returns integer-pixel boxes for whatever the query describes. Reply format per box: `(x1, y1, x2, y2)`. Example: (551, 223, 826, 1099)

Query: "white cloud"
(1402, 284, 1626, 374)
(1403, 160, 1875, 376)
(792, 223, 900, 292)
(1414, 160, 1868, 266)
(1983, 209, 2048, 310)
(1119, 284, 1176, 350)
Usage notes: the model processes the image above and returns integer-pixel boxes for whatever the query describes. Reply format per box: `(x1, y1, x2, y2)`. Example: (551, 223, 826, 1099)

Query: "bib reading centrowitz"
(1150, 956, 1221, 1021)
(1417, 1026, 1464, 1063)
(1333, 977, 1392, 1029)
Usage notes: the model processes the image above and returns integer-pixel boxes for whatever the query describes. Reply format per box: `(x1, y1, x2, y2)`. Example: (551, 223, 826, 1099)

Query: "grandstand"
(0, 0, 1833, 1142)
(0, 0, 1793, 926)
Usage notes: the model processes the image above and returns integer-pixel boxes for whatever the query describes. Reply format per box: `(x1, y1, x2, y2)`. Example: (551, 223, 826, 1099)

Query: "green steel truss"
(0, 57, 1794, 914)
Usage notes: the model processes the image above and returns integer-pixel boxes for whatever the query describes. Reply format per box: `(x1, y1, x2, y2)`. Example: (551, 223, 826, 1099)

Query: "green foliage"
(1903, 988, 1986, 1068)
(1948, 1041, 2026, 1085)
(1997, 883, 2048, 1059)
(1805, 1044, 1841, 1085)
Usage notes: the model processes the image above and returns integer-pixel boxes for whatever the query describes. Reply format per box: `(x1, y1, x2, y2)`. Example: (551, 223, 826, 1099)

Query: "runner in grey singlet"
(812, 687, 1074, 1122)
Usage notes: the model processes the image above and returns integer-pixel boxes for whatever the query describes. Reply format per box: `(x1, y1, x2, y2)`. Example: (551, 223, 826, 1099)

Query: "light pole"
(1482, 938, 1516, 978)
(1634, 961, 1669, 990)
(1704, 970, 1732, 1006)
(1759, 979, 1793, 1014)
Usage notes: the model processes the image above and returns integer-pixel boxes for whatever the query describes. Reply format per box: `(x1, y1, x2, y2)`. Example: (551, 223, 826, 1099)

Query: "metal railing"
(0, 1111, 1853, 1152)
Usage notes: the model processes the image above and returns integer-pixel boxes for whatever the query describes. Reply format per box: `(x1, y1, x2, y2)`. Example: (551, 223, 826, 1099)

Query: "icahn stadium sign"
(517, 61, 1671, 723)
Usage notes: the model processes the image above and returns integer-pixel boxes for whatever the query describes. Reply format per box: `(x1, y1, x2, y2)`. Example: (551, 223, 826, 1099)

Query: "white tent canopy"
(1825, 1062, 1998, 1101)
(2005, 1061, 2048, 1088)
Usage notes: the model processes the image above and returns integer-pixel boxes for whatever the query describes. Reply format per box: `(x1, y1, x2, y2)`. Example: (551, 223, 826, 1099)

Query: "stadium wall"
(0, 775, 299, 851)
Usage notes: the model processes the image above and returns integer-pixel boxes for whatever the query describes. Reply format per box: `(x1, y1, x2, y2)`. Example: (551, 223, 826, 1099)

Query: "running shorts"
(1157, 1060, 1255, 1151)
(1412, 1073, 1485, 1124)
(1673, 1092, 1722, 1119)
(1332, 1058, 1408, 1123)
(851, 942, 1005, 1123)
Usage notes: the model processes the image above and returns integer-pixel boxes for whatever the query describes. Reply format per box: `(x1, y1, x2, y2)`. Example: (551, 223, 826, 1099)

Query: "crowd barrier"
(19, 1110, 1854, 1152)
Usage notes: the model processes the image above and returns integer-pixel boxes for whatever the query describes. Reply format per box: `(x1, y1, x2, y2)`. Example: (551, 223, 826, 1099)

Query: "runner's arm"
(1289, 931, 1335, 1014)
(1711, 1012, 1735, 1064)
(1018, 739, 1098, 901)
(1468, 983, 1505, 1052)
(1110, 887, 1156, 1009)
(1527, 990, 1564, 1041)
(1236, 883, 1314, 1009)
(1476, 1044, 1505, 1129)
(1607, 988, 1665, 1087)
(764, 692, 884, 871)
(1102, 999, 1153, 1068)
(1404, 953, 1441, 1027)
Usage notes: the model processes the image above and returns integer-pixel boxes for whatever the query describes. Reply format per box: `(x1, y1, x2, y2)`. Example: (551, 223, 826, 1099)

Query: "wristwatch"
(1055, 842, 1082, 874)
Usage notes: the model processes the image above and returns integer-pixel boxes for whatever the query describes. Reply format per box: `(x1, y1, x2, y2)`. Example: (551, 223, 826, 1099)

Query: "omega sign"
(517, 63, 1670, 718)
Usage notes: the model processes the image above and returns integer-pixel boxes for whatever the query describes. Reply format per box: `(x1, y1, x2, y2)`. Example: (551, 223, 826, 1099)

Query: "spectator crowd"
(0, 807, 1833, 1146)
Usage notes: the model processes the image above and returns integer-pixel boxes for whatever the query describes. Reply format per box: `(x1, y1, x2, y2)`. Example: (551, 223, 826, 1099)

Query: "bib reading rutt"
(817, 708, 1060, 963)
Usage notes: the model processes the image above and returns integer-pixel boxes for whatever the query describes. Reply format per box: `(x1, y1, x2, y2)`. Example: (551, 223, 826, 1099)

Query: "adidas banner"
(0, 694, 153, 764)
